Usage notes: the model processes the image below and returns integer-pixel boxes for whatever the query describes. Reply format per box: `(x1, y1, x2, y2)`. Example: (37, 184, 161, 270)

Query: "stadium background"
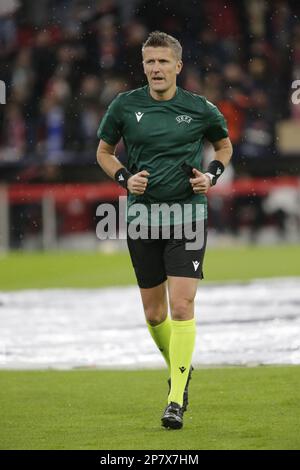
(0, 0, 300, 450)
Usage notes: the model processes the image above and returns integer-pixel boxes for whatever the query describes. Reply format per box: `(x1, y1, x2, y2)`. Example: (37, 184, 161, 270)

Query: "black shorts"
(127, 220, 207, 289)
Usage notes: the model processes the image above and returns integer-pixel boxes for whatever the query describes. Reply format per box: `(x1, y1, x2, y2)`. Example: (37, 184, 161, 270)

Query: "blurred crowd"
(0, 0, 300, 174)
(1, 0, 300, 248)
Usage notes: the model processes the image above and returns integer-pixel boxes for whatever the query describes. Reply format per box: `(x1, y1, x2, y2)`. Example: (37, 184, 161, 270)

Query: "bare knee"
(144, 304, 167, 326)
(170, 297, 194, 321)
(140, 283, 167, 326)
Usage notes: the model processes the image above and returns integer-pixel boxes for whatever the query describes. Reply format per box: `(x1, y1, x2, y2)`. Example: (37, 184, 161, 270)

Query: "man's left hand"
(190, 168, 211, 194)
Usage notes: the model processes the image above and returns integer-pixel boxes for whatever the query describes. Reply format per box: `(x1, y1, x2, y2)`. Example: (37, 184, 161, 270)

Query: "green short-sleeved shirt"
(97, 85, 228, 225)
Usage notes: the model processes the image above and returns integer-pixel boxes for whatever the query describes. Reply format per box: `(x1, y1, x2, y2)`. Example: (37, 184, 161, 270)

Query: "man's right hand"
(127, 170, 150, 195)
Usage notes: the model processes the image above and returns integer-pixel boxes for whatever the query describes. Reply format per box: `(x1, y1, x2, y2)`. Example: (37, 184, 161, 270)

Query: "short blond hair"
(142, 31, 182, 61)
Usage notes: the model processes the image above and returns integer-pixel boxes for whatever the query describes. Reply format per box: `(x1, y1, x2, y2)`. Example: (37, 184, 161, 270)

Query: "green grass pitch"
(1, 244, 300, 449)
(0, 367, 299, 450)
(1, 244, 300, 290)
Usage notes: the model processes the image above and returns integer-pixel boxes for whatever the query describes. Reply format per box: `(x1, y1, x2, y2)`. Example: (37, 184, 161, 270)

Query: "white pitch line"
(0, 278, 300, 369)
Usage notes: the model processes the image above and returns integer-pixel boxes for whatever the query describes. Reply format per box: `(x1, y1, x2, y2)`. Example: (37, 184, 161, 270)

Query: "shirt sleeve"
(203, 99, 229, 142)
(97, 94, 123, 145)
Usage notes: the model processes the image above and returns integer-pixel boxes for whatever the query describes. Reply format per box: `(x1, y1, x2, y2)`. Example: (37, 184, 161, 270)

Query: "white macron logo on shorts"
(192, 261, 200, 271)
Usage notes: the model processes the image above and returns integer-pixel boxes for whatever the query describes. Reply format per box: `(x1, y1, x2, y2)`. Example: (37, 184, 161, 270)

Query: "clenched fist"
(127, 170, 150, 195)
(189, 168, 211, 194)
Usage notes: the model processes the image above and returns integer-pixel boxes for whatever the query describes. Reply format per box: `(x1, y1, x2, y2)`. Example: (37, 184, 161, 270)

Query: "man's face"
(142, 47, 182, 94)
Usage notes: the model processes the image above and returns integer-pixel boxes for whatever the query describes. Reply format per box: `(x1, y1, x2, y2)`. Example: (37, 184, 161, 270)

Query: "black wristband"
(206, 160, 225, 186)
(114, 167, 132, 189)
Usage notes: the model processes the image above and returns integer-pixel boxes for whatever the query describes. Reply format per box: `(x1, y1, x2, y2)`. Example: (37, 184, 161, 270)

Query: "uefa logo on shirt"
(176, 115, 192, 124)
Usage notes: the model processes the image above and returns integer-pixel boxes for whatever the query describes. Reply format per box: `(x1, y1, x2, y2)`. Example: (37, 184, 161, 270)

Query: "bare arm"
(97, 139, 123, 179)
(96, 139, 149, 195)
(211, 137, 233, 167)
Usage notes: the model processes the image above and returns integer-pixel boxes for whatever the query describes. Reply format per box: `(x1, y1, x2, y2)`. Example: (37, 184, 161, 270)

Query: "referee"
(97, 31, 232, 429)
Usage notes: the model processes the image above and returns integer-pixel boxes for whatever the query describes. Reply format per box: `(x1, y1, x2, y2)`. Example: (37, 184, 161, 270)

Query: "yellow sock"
(147, 316, 171, 371)
(168, 318, 196, 407)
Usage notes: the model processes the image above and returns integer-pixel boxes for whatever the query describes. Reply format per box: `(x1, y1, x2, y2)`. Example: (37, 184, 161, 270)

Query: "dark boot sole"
(161, 417, 183, 430)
